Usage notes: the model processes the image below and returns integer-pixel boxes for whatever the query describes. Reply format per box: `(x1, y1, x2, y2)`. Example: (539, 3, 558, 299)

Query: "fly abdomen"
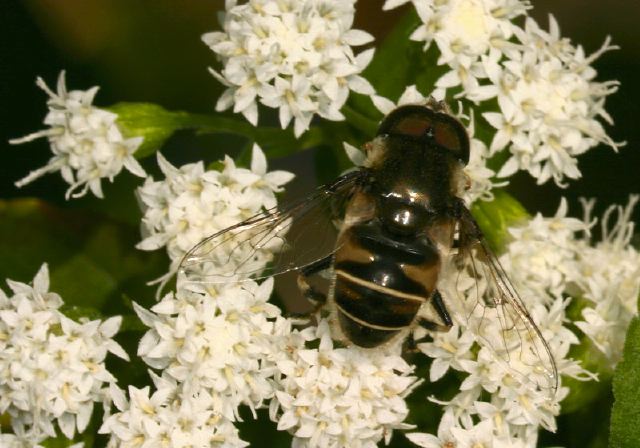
(333, 222, 441, 347)
(334, 265, 424, 328)
(335, 312, 400, 348)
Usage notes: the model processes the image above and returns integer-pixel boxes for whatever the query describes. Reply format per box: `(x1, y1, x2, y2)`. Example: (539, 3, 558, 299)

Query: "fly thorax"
(378, 196, 433, 237)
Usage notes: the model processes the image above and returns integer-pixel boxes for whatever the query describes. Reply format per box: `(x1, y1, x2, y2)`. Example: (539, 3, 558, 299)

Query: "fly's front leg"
(452, 197, 483, 249)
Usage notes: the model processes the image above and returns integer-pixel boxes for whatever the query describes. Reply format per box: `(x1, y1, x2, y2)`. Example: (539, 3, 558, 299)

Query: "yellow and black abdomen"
(333, 221, 441, 348)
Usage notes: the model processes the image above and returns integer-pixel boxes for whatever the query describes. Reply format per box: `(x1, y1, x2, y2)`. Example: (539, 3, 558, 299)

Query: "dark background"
(1, 0, 638, 225)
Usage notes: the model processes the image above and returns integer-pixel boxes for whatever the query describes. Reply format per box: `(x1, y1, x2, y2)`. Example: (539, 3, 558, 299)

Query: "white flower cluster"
(384, 0, 620, 186)
(407, 412, 531, 448)
(409, 197, 639, 447)
(102, 278, 420, 447)
(384, 0, 529, 97)
(484, 18, 620, 186)
(502, 196, 640, 368)
(202, 0, 375, 136)
(503, 198, 588, 299)
(270, 320, 419, 448)
(574, 196, 640, 366)
(407, 200, 593, 447)
(100, 366, 250, 448)
(409, 289, 588, 446)
(133, 278, 284, 419)
(10, 71, 146, 199)
(0, 264, 128, 445)
(136, 144, 294, 282)
(107, 143, 300, 445)
(0, 433, 83, 448)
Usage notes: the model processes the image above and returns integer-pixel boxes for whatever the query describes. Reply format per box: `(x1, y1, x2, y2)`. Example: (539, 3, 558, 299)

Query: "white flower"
(202, 0, 375, 136)
(136, 144, 293, 282)
(418, 395, 539, 447)
(406, 412, 458, 448)
(100, 376, 249, 448)
(449, 418, 501, 448)
(371, 84, 437, 117)
(498, 194, 640, 369)
(131, 145, 298, 442)
(270, 320, 418, 448)
(483, 16, 621, 186)
(418, 325, 475, 382)
(10, 71, 145, 199)
(415, 197, 597, 445)
(501, 198, 588, 300)
(0, 264, 128, 444)
(384, 0, 529, 100)
(109, 274, 290, 446)
(458, 108, 507, 203)
(382, 0, 412, 10)
(573, 195, 640, 366)
(386, 2, 620, 187)
(134, 277, 286, 420)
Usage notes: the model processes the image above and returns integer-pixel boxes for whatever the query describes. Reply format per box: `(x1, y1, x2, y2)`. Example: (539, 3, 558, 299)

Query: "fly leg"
(406, 289, 454, 351)
(297, 255, 333, 307)
(288, 255, 333, 323)
(418, 290, 453, 332)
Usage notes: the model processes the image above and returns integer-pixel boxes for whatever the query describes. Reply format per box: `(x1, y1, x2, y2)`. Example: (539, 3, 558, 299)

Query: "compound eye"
(376, 105, 470, 165)
(378, 105, 436, 139)
(432, 116, 470, 165)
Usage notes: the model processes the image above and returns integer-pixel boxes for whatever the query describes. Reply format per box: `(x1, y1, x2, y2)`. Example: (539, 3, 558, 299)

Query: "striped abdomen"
(333, 221, 441, 348)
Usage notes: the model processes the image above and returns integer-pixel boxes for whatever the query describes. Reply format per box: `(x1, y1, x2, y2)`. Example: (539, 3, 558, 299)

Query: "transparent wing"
(453, 207, 558, 397)
(178, 170, 365, 285)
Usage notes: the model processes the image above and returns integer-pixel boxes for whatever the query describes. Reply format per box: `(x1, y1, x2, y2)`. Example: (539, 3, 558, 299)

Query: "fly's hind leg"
(418, 289, 453, 332)
(405, 290, 453, 353)
(407, 289, 453, 350)
(288, 255, 333, 323)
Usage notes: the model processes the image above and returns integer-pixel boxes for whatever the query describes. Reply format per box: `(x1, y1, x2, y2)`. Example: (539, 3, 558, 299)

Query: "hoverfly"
(179, 101, 558, 395)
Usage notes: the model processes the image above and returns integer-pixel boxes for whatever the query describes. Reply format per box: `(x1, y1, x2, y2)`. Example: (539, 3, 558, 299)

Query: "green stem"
(173, 111, 326, 158)
(341, 104, 378, 136)
(110, 102, 326, 160)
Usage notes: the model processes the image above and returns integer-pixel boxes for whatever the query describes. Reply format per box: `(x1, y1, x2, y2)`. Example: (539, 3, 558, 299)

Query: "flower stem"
(110, 102, 326, 160)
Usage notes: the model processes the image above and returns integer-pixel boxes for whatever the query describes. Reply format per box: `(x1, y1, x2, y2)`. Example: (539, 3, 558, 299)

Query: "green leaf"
(109, 102, 326, 161)
(560, 338, 612, 414)
(471, 189, 530, 252)
(59, 304, 104, 322)
(109, 102, 185, 159)
(609, 315, 640, 447)
(236, 408, 291, 448)
(183, 111, 326, 159)
(42, 435, 92, 448)
(348, 10, 447, 120)
(0, 198, 165, 310)
(341, 104, 378, 137)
